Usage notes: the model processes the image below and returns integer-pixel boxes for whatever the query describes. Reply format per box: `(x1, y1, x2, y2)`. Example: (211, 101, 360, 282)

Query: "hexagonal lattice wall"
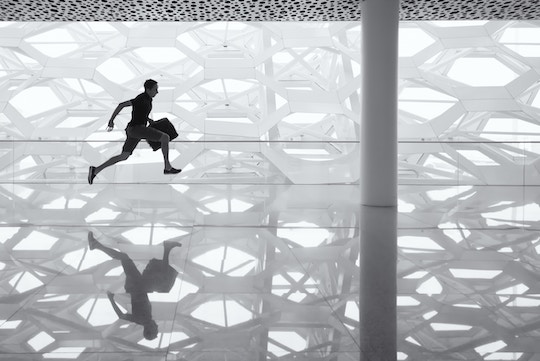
(398, 21, 540, 186)
(2, 20, 540, 361)
(0, 22, 361, 185)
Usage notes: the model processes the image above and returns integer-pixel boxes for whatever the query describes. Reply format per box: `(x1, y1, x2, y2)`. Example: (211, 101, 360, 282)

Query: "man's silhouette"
(87, 231, 182, 340)
(88, 79, 181, 184)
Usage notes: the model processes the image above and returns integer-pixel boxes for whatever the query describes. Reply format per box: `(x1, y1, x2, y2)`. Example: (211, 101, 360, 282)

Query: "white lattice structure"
(0, 22, 361, 185)
(398, 21, 540, 186)
(1, 20, 540, 361)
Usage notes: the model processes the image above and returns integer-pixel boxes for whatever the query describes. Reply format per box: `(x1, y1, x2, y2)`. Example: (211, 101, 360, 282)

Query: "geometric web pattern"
(1, 20, 540, 361)
(0, 22, 361, 185)
(398, 21, 540, 186)
(398, 21, 540, 361)
(0, 184, 360, 361)
(0, 21, 361, 361)
(398, 185, 540, 361)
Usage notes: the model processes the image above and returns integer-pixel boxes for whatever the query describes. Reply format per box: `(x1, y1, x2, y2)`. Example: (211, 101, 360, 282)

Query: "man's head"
(144, 79, 158, 98)
(143, 320, 158, 340)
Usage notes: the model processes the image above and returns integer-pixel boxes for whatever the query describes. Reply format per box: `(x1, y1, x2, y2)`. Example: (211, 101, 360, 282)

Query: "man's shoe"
(164, 240, 182, 248)
(164, 167, 182, 174)
(88, 166, 96, 184)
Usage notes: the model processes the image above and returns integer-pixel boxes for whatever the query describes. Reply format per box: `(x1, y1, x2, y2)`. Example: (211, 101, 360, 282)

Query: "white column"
(360, 206, 397, 361)
(361, 0, 398, 207)
(360, 0, 399, 360)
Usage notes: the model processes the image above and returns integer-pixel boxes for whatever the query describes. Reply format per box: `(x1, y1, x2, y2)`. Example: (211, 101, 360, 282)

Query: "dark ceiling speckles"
(0, 0, 539, 21)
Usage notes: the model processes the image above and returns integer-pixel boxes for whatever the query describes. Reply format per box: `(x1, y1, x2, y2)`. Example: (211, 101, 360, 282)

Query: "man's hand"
(106, 122, 114, 132)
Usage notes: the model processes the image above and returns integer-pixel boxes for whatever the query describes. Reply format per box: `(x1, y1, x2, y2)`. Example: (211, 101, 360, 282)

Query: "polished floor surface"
(1, 181, 538, 360)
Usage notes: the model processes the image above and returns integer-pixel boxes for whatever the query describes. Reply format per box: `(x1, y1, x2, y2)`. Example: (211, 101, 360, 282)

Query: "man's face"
(148, 84, 159, 98)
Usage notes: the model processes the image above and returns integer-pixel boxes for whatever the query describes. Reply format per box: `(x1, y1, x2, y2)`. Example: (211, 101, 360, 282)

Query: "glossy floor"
(1, 183, 537, 360)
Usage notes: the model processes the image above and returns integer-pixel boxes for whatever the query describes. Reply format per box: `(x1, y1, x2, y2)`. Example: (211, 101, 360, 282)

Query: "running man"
(88, 79, 181, 184)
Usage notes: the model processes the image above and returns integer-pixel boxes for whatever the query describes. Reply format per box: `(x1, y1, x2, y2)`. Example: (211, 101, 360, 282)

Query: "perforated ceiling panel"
(0, 0, 539, 21)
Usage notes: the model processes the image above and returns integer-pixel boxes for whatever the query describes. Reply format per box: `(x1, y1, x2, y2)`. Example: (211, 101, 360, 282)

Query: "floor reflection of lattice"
(1, 185, 540, 360)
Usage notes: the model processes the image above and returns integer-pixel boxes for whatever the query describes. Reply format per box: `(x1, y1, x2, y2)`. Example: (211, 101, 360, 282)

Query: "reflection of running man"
(87, 231, 182, 340)
(87, 79, 181, 185)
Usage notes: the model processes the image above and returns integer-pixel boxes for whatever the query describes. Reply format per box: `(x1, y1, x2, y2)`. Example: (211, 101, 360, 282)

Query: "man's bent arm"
(107, 292, 131, 321)
(108, 100, 132, 129)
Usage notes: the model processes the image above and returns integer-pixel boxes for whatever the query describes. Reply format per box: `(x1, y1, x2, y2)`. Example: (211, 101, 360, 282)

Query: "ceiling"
(0, 0, 539, 21)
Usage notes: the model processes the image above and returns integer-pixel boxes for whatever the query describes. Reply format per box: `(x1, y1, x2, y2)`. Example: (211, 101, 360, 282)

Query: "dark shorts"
(122, 125, 164, 154)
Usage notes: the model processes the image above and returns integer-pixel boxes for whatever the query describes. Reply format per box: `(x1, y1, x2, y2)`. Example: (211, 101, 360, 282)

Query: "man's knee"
(160, 133, 170, 143)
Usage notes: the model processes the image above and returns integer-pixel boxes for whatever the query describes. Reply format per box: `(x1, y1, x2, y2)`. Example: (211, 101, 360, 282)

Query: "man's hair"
(144, 79, 158, 91)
